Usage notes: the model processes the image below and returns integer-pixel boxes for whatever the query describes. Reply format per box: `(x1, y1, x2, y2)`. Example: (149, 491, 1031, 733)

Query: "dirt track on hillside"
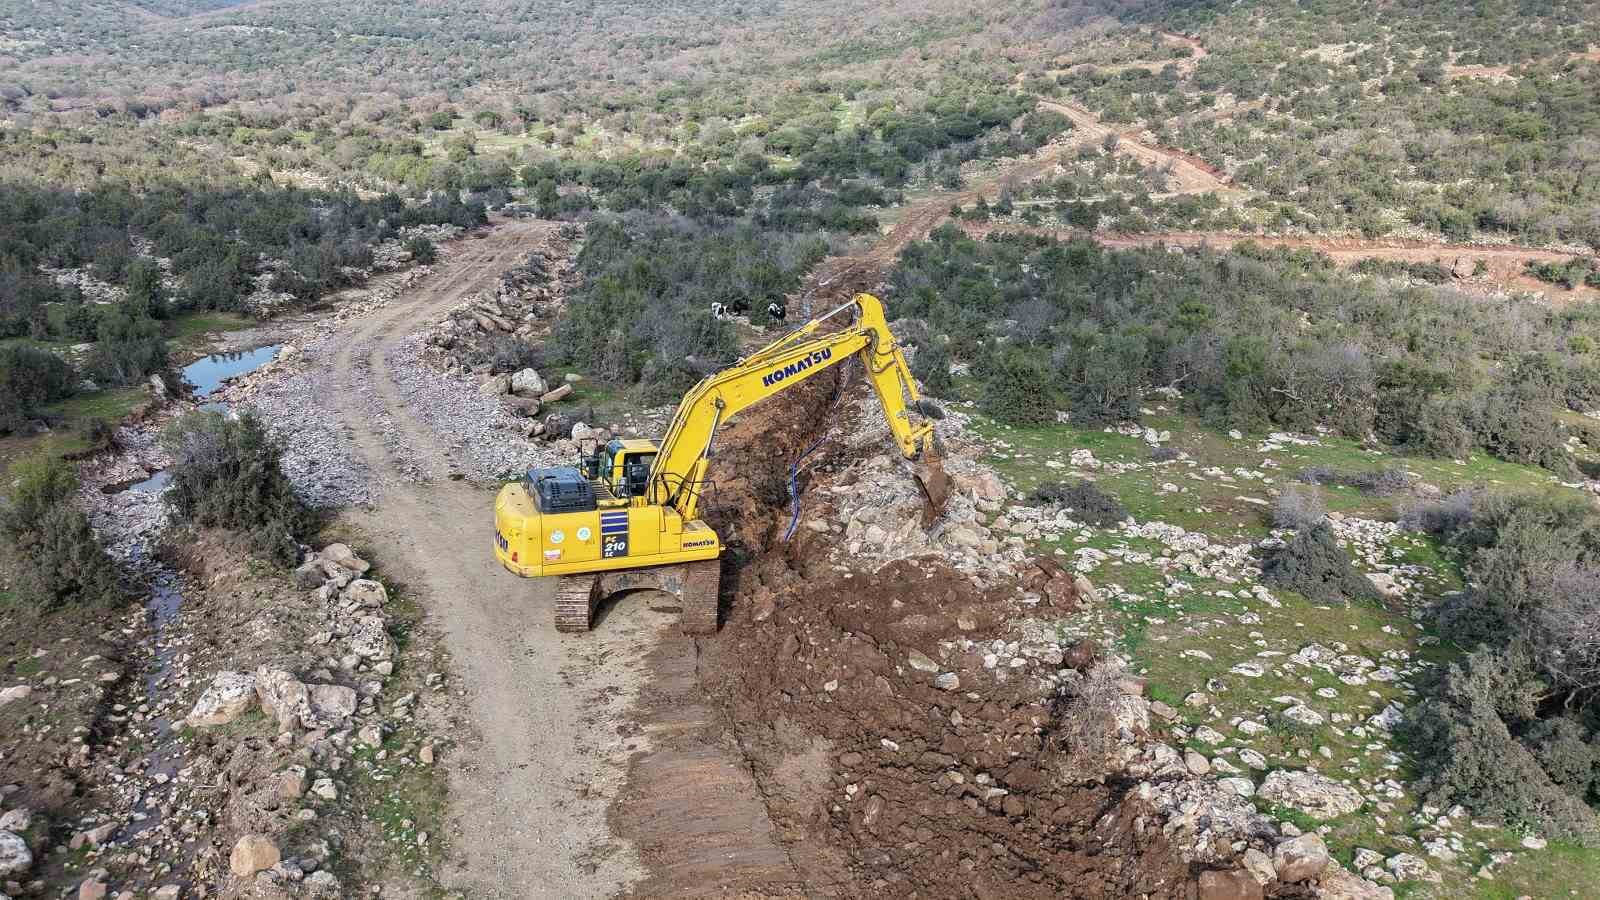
(964, 222, 1599, 299)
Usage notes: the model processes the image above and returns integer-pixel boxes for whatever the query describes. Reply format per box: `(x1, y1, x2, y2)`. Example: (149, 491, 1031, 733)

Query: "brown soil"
(698, 560, 1193, 898)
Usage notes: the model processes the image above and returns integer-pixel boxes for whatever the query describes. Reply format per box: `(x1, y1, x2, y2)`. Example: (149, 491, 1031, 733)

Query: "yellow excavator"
(492, 292, 949, 633)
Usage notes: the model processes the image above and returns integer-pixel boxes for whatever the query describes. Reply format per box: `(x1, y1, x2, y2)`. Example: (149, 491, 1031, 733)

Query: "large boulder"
(255, 668, 311, 731)
(186, 672, 257, 727)
(1273, 833, 1330, 882)
(1198, 868, 1262, 900)
(1257, 769, 1362, 820)
(292, 560, 326, 590)
(1319, 866, 1396, 899)
(229, 833, 280, 877)
(307, 684, 358, 723)
(0, 829, 32, 876)
(347, 616, 393, 660)
(319, 543, 369, 575)
(510, 368, 546, 397)
(343, 579, 388, 608)
(0, 685, 31, 707)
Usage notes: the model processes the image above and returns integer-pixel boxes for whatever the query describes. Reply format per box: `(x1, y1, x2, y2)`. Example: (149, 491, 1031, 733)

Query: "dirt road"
(1039, 100, 1236, 196)
(317, 221, 650, 898)
(965, 221, 1598, 298)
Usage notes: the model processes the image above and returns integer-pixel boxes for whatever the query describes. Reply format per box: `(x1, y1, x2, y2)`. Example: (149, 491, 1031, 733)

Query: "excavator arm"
(647, 292, 945, 522)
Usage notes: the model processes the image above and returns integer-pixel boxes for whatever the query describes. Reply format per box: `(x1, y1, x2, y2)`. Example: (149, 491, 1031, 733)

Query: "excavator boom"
(648, 292, 940, 520)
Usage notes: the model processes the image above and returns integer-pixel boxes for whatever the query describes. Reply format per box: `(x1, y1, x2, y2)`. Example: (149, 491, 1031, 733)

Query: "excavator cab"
(582, 438, 659, 499)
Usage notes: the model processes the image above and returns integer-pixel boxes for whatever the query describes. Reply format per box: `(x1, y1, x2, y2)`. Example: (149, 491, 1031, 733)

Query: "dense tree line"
(0, 180, 482, 332)
(887, 227, 1600, 472)
(555, 213, 830, 398)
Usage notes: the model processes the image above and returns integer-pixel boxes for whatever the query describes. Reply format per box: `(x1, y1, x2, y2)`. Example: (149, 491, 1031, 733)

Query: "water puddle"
(110, 347, 281, 496)
(181, 344, 281, 398)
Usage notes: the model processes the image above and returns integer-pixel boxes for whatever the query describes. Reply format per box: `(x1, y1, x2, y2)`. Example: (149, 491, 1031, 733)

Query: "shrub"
(911, 338, 954, 397)
(1296, 465, 1410, 495)
(1272, 484, 1327, 530)
(405, 235, 438, 264)
(88, 310, 167, 386)
(464, 333, 546, 376)
(162, 411, 310, 566)
(1261, 521, 1378, 603)
(0, 345, 75, 434)
(1469, 386, 1576, 476)
(981, 349, 1055, 425)
(1028, 480, 1129, 526)
(0, 457, 125, 611)
(1401, 648, 1600, 839)
(1397, 488, 1479, 535)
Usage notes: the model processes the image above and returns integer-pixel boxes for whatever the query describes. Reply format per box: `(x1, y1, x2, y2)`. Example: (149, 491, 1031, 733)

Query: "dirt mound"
(699, 557, 1196, 897)
(672, 359, 1200, 896)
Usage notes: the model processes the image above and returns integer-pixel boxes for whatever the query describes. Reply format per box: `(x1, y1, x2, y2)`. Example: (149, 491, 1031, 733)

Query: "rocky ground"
(0, 527, 449, 899)
(664, 366, 1398, 900)
(8, 212, 1546, 900)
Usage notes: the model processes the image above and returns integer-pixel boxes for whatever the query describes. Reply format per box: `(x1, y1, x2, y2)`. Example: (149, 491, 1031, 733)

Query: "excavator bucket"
(906, 443, 952, 526)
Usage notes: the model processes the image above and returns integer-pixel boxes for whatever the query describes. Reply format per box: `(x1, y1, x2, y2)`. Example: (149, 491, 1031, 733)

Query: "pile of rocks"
(423, 241, 576, 369)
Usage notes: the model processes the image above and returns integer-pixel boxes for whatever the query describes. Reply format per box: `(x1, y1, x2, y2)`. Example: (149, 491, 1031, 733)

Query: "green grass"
(166, 311, 254, 347)
(1474, 841, 1600, 899)
(965, 405, 1597, 895)
(0, 384, 149, 475)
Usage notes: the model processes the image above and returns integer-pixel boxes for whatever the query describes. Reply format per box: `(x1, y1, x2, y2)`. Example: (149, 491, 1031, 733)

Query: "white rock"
(1274, 833, 1330, 882)
(343, 579, 388, 607)
(255, 668, 311, 731)
(307, 683, 358, 723)
(186, 671, 257, 727)
(510, 368, 546, 397)
(0, 830, 31, 876)
(348, 616, 393, 660)
(1258, 769, 1363, 819)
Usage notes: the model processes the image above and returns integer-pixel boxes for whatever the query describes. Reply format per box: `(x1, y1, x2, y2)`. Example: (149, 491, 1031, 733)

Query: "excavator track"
(553, 573, 601, 633)
(679, 559, 722, 635)
(552, 561, 721, 634)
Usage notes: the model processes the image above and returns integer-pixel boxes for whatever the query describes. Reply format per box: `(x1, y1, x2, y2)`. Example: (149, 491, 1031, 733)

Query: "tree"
(982, 349, 1055, 425)
(0, 345, 75, 434)
(125, 258, 168, 320)
(88, 310, 166, 386)
(0, 457, 126, 611)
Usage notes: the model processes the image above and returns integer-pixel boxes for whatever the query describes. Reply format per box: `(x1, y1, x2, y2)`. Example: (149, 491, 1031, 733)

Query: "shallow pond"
(181, 344, 280, 397)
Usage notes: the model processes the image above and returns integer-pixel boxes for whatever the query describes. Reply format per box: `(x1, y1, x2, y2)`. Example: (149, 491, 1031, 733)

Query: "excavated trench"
(610, 352, 1203, 897)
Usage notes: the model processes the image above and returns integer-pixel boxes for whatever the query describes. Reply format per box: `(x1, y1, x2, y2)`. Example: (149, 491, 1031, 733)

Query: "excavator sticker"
(600, 510, 630, 558)
(761, 347, 832, 387)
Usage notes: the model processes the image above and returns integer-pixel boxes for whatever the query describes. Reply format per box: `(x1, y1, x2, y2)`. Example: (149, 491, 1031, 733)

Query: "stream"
(110, 345, 281, 848)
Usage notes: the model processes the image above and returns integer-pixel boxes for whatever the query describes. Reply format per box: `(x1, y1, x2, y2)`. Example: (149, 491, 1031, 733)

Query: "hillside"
(3, 1, 1600, 899)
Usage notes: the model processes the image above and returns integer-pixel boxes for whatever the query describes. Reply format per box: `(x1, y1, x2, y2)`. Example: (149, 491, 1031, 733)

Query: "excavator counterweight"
(493, 292, 946, 633)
